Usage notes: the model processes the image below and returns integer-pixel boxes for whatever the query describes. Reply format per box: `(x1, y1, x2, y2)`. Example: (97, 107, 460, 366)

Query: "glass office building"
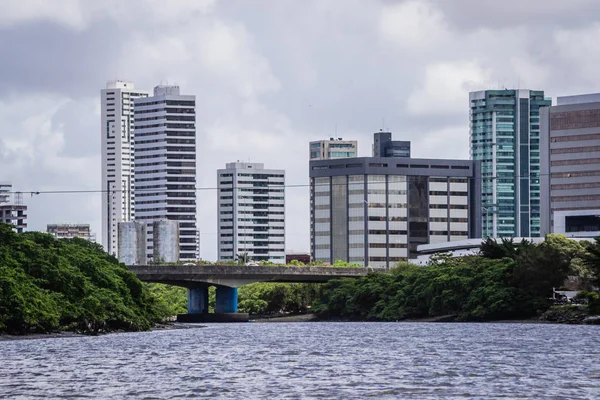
(470, 89, 551, 238)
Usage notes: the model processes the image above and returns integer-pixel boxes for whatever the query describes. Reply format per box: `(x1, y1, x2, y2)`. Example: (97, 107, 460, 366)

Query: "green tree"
(0, 223, 178, 335)
(583, 237, 600, 287)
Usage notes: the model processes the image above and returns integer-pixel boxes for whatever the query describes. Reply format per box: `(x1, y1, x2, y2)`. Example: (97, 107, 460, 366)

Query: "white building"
(309, 138, 358, 160)
(0, 182, 10, 204)
(217, 162, 285, 263)
(0, 188, 27, 233)
(134, 85, 198, 262)
(101, 80, 149, 256)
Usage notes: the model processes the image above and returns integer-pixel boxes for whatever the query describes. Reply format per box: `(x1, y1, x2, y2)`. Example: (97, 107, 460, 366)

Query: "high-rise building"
(0, 191, 27, 233)
(101, 81, 149, 256)
(469, 89, 551, 238)
(217, 162, 285, 263)
(310, 157, 481, 268)
(540, 93, 600, 238)
(373, 131, 411, 158)
(133, 85, 198, 261)
(0, 182, 10, 204)
(309, 138, 358, 160)
(47, 224, 95, 242)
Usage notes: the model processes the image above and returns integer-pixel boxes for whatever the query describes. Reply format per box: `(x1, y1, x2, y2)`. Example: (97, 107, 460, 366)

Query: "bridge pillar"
(188, 287, 209, 314)
(215, 286, 238, 313)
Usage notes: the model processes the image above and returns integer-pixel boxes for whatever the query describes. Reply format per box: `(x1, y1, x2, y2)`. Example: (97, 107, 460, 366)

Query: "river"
(1, 322, 599, 399)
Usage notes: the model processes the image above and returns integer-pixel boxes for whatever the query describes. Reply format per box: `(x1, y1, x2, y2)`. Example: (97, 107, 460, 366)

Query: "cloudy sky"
(1, 0, 600, 260)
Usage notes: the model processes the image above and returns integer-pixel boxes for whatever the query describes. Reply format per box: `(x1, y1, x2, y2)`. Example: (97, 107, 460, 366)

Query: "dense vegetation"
(0, 223, 174, 335)
(237, 283, 321, 315)
(3, 221, 598, 332)
(313, 235, 600, 321)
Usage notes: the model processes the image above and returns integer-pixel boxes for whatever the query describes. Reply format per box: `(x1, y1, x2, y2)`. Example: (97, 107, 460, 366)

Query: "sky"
(2, 0, 600, 260)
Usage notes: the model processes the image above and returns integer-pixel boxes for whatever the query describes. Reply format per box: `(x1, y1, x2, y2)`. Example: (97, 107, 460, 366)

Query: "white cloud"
(412, 125, 470, 160)
(0, 0, 86, 29)
(554, 24, 600, 87)
(0, 93, 101, 236)
(406, 60, 492, 115)
(379, 0, 448, 48)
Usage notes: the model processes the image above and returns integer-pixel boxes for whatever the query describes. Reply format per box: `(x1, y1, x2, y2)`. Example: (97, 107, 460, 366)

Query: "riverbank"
(250, 314, 317, 322)
(0, 323, 206, 341)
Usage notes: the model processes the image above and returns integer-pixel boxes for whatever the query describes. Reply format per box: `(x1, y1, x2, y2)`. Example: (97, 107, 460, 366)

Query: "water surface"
(1, 322, 599, 399)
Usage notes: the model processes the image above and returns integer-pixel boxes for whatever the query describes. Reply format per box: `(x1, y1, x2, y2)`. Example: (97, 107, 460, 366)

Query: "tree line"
(0, 223, 177, 335)
(312, 235, 600, 321)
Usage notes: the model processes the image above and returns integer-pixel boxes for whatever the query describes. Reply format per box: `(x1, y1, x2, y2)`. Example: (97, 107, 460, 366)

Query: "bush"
(0, 223, 175, 335)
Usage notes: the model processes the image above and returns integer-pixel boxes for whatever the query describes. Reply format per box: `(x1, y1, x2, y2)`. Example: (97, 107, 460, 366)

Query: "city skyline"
(3, 0, 600, 261)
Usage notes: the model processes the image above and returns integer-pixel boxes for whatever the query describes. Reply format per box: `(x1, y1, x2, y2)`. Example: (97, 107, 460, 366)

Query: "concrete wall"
(153, 220, 180, 263)
(118, 222, 147, 265)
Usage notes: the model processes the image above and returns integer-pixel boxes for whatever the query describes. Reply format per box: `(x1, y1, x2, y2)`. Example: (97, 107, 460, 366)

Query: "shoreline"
(3, 314, 596, 340)
(0, 322, 206, 342)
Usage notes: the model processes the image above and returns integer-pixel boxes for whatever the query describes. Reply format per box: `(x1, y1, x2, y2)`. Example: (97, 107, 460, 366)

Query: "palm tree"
(236, 251, 251, 265)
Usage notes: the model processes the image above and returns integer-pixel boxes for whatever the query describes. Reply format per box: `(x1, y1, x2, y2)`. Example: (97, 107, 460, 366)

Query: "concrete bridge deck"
(128, 264, 370, 288)
(128, 264, 369, 321)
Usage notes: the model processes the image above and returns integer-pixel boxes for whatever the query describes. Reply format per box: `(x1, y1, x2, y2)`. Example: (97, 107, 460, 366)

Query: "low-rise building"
(0, 204, 27, 233)
(414, 237, 592, 265)
(310, 138, 358, 160)
(47, 224, 96, 242)
(285, 251, 311, 264)
(0, 190, 27, 233)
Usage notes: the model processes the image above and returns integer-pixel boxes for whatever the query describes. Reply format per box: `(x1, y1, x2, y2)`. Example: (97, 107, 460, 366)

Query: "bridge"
(128, 264, 369, 322)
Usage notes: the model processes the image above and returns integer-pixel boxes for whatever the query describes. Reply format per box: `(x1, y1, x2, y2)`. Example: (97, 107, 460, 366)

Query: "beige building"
(310, 138, 358, 160)
(47, 224, 95, 242)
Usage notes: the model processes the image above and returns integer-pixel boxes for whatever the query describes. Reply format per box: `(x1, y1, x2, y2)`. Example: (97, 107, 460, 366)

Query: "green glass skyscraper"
(470, 89, 551, 238)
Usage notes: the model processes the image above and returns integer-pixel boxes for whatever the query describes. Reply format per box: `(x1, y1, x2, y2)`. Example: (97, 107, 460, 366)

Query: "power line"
(5, 171, 559, 196)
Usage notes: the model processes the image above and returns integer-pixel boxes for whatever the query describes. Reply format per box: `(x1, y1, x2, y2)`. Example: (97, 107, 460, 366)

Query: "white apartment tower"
(218, 162, 285, 263)
(101, 81, 149, 255)
(134, 85, 198, 261)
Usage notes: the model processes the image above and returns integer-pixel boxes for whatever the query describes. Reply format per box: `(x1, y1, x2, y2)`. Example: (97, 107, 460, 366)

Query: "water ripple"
(1, 322, 599, 399)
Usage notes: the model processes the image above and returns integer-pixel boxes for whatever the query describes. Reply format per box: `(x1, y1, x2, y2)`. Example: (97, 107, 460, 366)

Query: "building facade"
(47, 224, 95, 242)
(0, 182, 10, 204)
(310, 157, 481, 268)
(101, 80, 149, 256)
(0, 191, 27, 233)
(373, 131, 411, 158)
(133, 85, 198, 261)
(217, 162, 285, 263)
(470, 89, 551, 238)
(540, 93, 600, 238)
(117, 221, 147, 265)
(309, 138, 358, 160)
